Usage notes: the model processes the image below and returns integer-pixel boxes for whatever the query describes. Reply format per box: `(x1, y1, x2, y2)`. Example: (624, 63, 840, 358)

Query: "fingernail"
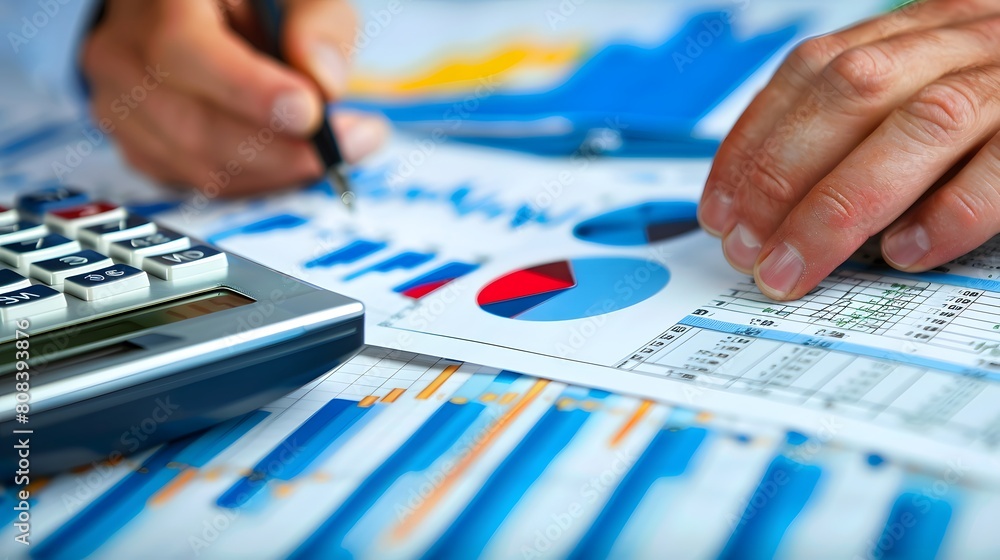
(883, 223, 930, 268)
(699, 188, 734, 235)
(309, 42, 349, 98)
(723, 224, 761, 273)
(273, 90, 319, 135)
(339, 117, 388, 162)
(758, 242, 804, 299)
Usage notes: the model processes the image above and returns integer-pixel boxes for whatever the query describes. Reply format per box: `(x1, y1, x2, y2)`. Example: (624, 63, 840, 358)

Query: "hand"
(698, 0, 1000, 300)
(82, 0, 387, 195)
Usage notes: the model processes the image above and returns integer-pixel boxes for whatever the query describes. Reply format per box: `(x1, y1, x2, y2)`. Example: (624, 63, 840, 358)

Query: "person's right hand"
(82, 0, 388, 195)
(699, 0, 1000, 301)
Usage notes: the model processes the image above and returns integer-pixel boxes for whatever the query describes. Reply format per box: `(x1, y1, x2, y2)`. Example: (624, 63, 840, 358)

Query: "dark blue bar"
(290, 400, 487, 559)
(304, 239, 387, 269)
(717, 455, 823, 560)
(422, 406, 592, 557)
(343, 251, 436, 281)
(33, 412, 267, 560)
(568, 427, 707, 559)
(871, 491, 953, 560)
(217, 399, 371, 509)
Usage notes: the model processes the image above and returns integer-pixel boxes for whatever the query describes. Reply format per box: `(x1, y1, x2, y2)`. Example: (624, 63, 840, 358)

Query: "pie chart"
(477, 257, 669, 321)
(573, 201, 700, 246)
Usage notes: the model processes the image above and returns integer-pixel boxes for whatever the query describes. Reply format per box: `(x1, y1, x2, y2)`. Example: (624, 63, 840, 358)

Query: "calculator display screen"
(0, 289, 254, 375)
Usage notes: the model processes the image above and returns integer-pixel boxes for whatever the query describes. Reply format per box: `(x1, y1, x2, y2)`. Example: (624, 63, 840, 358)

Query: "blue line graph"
(207, 213, 309, 244)
(345, 12, 799, 156)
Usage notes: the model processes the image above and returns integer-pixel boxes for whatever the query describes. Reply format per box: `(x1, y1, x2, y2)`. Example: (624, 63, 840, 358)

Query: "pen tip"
(326, 168, 356, 212)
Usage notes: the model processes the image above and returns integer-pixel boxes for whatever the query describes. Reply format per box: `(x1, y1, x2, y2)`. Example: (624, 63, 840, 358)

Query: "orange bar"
(149, 468, 197, 506)
(498, 392, 518, 405)
(359, 395, 379, 408)
(610, 400, 653, 448)
(417, 364, 461, 399)
(382, 388, 406, 403)
(480, 393, 497, 403)
(392, 379, 549, 540)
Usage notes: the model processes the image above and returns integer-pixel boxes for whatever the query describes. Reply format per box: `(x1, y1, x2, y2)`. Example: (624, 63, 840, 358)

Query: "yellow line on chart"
(390, 379, 550, 540)
(417, 364, 461, 400)
(609, 400, 653, 448)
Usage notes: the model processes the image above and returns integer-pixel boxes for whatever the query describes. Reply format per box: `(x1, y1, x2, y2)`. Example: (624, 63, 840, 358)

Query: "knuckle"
(811, 183, 871, 231)
(939, 186, 996, 229)
(898, 81, 980, 147)
(746, 159, 798, 205)
(783, 35, 850, 86)
(823, 46, 896, 106)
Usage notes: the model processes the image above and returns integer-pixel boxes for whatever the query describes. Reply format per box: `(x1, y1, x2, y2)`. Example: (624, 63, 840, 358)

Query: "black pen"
(251, 0, 355, 211)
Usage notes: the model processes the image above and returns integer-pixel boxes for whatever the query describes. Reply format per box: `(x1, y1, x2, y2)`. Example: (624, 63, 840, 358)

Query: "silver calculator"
(0, 188, 364, 475)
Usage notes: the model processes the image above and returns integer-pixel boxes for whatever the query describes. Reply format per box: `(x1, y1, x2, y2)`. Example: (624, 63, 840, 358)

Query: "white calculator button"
(45, 201, 127, 237)
(0, 269, 31, 291)
(0, 205, 19, 225)
(143, 245, 227, 280)
(0, 221, 48, 245)
(78, 216, 157, 252)
(30, 250, 115, 285)
(111, 230, 190, 266)
(0, 284, 67, 322)
(64, 264, 149, 301)
(0, 234, 81, 268)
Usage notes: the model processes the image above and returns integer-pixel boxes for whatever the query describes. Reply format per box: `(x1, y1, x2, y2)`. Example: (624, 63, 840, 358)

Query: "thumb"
(282, 0, 358, 100)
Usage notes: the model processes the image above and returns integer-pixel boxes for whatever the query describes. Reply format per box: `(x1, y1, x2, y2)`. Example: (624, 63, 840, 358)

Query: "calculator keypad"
(30, 250, 115, 285)
(45, 201, 128, 237)
(111, 230, 190, 266)
(0, 234, 81, 268)
(0, 269, 31, 292)
(0, 189, 231, 320)
(144, 245, 227, 280)
(64, 264, 149, 301)
(0, 284, 67, 321)
(79, 216, 157, 253)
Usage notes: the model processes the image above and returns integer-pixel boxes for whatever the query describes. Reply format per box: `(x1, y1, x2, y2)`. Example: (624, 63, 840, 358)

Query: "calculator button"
(64, 264, 149, 301)
(0, 206, 18, 225)
(143, 245, 227, 280)
(0, 221, 48, 245)
(45, 202, 127, 237)
(0, 269, 31, 292)
(18, 187, 89, 217)
(30, 250, 115, 285)
(111, 230, 190, 266)
(0, 284, 66, 321)
(78, 216, 157, 252)
(0, 234, 81, 268)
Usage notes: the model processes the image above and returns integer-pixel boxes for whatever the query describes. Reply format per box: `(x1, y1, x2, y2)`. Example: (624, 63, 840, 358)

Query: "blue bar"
(422, 405, 592, 557)
(33, 412, 267, 560)
(218, 400, 372, 509)
(207, 213, 309, 244)
(304, 239, 387, 269)
(492, 371, 521, 385)
(679, 315, 1000, 382)
(840, 261, 1000, 293)
(290, 400, 487, 559)
(871, 491, 953, 560)
(343, 251, 436, 281)
(392, 261, 480, 295)
(568, 427, 707, 559)
(717, 455, 823, 560)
